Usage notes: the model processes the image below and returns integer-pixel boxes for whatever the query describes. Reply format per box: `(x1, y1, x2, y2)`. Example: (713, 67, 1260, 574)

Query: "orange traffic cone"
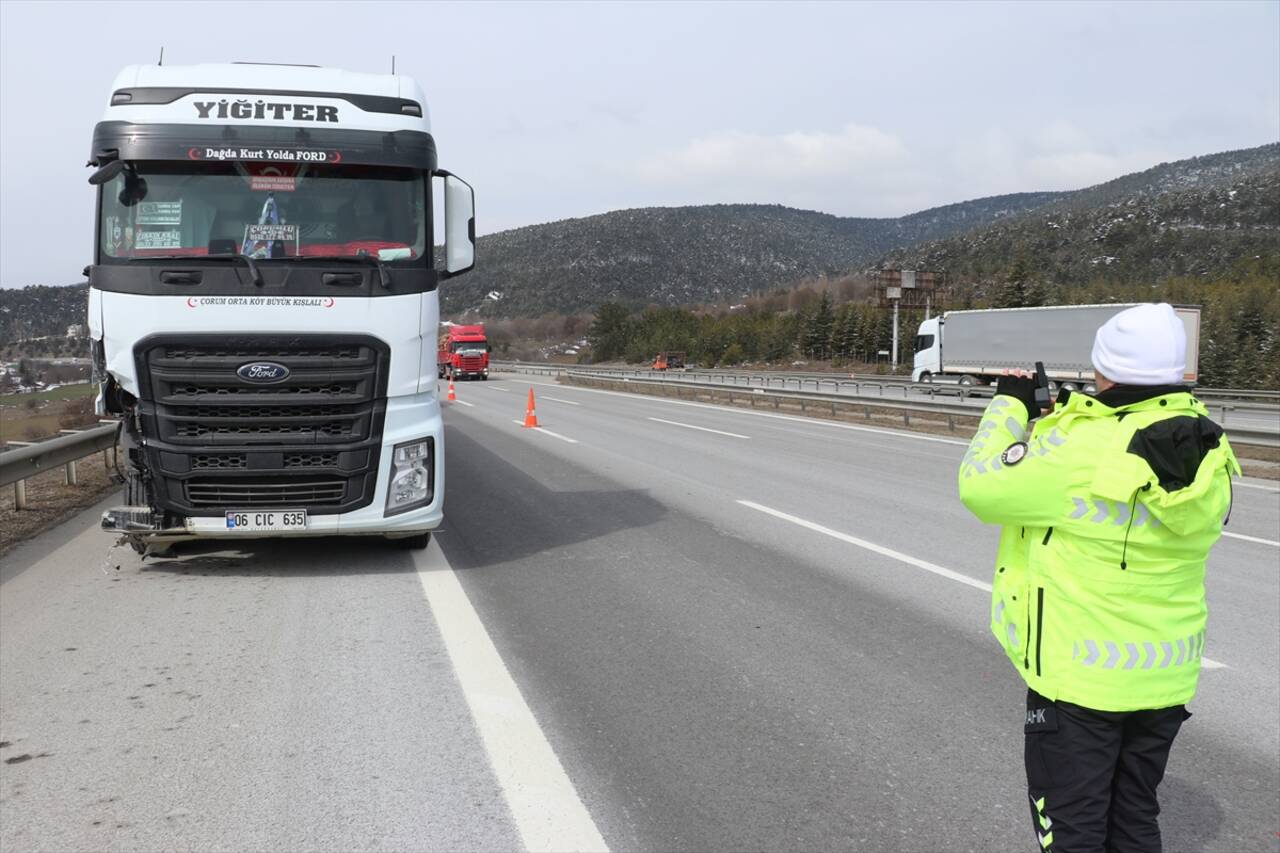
(447, 378, 457, 401)
(522, 387, 540, 428)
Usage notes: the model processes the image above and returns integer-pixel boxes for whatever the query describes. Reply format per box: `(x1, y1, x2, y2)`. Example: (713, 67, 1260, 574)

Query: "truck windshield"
(451, 342, 486, 352)
(98, 161, 426, 262)
(914, 334, 935, 351)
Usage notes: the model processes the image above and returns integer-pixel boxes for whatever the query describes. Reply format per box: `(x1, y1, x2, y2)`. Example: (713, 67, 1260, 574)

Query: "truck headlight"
(385, 437, 434, 515)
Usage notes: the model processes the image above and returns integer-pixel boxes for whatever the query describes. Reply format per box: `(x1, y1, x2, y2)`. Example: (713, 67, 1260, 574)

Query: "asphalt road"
(2, 373, 1277, 851)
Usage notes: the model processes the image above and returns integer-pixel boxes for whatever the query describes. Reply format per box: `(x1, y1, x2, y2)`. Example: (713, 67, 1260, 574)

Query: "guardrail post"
(947, 414, 955, 432)
(65, 460, 77, 486)
(14, 479, 27, 510)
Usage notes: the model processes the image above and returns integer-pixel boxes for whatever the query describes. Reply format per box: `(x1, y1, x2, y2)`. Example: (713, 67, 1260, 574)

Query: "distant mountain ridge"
(443, 192, 1068, 317)
(881, 143, 1280, 286)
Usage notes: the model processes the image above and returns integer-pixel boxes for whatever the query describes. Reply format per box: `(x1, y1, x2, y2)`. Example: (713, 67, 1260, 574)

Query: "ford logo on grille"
(236, 361, 290, 383)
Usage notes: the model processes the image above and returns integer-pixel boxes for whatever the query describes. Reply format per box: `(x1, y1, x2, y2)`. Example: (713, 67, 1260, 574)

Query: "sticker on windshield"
(137, 201, 182, 226)
(135, 229, 182, 250)
(243, 223, 299, 258)
(190, 147, 341, 164)
(250, 175, 296, 192)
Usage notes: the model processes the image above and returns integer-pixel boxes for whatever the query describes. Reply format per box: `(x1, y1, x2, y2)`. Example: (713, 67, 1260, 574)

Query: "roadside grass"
(0, 383, 95, 405)
(0, 413, 66, 443)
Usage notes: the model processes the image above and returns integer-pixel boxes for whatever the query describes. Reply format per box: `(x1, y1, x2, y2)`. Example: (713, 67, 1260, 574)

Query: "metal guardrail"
(493, 364, 1280, 448)
(1, 422, 119, 509)
(493, 360, 1280, 401)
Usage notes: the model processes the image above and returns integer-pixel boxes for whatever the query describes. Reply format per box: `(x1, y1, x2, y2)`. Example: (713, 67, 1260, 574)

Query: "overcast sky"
(1, 0, 1276, 288)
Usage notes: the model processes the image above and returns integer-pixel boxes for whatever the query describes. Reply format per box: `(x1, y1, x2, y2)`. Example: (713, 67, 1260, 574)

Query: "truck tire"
(917, 371, 932, 383)
(391, 532, 430, 550)
(958, 374, 978, 386)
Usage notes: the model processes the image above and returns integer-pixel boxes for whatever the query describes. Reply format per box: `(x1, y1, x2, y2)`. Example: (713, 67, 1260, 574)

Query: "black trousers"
(1024, 689, 1189, 853)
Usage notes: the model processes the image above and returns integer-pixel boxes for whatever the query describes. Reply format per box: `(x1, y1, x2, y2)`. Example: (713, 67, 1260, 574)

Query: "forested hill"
(442, 194, 1067, 317)
(880, 143, 1280, 289)
(0, 284, 88, 343)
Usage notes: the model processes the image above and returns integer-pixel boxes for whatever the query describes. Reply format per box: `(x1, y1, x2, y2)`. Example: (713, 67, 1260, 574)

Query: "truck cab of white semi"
(86, 62, 475, 552)
(910, 316, 941, 383)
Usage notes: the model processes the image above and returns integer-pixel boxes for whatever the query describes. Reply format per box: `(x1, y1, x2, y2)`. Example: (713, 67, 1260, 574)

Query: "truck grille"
(134, 335, 389, 514)
(186, 477, 348, 508)
(458, 355, 485, 372)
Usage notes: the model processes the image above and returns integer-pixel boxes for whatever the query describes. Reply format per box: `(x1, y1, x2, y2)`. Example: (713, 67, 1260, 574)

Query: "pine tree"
(804, 292, 835, 359)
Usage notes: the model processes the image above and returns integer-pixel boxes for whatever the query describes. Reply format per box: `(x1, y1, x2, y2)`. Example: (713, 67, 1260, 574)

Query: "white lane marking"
(414, 539, 609, 852)
(450, 399, 476, 408)
(736, 500, 1230, 670)
(647, 417, 749, 439)
(511, 421, 579, 444)
(540, 396, 582, 406)
(1222, 531, 1280, 547)
(509, 378, 967, 446)
(1234, 481, 1279, 493)
(487, 386, 510, 392)
(738, 499, 992, 592)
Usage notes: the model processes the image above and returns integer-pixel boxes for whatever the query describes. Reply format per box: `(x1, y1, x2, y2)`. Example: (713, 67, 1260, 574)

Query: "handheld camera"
(1034, 361, 1052, 411)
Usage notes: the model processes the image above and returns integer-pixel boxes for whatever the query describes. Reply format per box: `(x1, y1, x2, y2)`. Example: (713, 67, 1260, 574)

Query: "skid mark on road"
(647, 417, 749, 439)
(414, 539, 608, 852)
(736, 499, 1229, 670)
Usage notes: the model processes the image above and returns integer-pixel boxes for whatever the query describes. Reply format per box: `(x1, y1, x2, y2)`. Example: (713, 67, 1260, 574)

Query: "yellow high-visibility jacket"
(958, 387, 1240, 711)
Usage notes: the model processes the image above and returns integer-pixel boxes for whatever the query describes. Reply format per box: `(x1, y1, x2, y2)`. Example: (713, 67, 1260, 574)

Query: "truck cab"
(438, 324, 489, 380)
(911, 317, 941, 382)
(87, 62, 475, 551)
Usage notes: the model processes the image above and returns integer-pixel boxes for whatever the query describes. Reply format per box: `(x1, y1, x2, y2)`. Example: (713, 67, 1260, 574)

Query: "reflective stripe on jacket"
(958, 388, 1240, 712)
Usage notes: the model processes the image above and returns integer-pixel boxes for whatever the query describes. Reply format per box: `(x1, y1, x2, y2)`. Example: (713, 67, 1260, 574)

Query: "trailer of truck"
(911, 304, 1201, 388)
(87, 62, 475, 551)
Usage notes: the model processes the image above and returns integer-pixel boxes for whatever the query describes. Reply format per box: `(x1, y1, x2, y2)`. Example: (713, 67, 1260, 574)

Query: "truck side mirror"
(438, 172, 475, 277)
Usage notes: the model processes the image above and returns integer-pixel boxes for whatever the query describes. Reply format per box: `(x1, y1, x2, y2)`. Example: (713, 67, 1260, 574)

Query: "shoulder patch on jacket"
(1001, 442, 1029, 466)
(1127, 415, 1224, 492)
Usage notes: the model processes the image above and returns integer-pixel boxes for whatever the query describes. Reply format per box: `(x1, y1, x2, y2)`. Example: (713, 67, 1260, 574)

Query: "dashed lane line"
(1234, 481, 1279, 493)
(540, 396, 582, 406)
(509, 378, 968, 446)
(738, 499, 992, 593)
(736, 499, 1229, 670)
(414, 538, 609, 852)
(511, 421, 579, 444)
(647, 417, 749, 439)
(449, 399, 476, 407)
(1222, 531, 1280, 547)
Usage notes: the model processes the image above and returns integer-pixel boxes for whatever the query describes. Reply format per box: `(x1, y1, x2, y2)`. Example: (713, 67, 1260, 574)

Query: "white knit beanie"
(1091, 303, 1186, 386)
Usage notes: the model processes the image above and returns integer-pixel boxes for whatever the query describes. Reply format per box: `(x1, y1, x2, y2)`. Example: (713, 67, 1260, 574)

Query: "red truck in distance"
(438, 325, 490, 380)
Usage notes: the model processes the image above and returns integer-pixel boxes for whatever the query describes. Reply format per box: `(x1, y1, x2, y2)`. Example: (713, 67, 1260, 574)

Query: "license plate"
(225, 509, 308, 531)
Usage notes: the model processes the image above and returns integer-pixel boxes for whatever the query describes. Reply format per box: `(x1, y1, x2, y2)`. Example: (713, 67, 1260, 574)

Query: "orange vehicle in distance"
(652, 351, 687, 371)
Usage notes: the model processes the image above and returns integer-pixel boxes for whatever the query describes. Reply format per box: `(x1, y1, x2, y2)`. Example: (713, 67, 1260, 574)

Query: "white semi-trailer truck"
(911, 304, 1201, 389)
(87, 63, 475, 552)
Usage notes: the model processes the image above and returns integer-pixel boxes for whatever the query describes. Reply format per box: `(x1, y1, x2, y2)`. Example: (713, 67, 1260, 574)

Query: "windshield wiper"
(131, 253, 263, 286)
(293, 254, 391, 289)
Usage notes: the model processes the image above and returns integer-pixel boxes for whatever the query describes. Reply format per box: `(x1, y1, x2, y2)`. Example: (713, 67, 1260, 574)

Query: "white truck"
(911, 304, 1201, 390)
(87, 62, 475, 552)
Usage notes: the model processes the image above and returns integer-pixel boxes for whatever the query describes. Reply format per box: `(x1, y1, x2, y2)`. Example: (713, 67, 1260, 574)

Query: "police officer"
(957, 303, 1240, 852)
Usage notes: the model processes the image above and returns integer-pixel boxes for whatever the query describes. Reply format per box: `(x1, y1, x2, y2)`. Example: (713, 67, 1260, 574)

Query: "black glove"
(996, 374, 1041, 421)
